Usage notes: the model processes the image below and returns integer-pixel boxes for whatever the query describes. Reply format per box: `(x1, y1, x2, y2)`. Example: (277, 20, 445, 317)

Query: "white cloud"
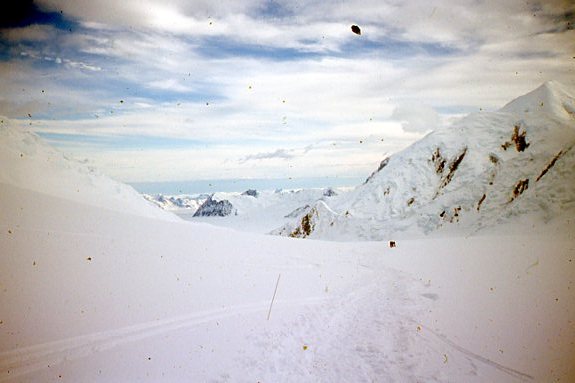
(2, 0, 574, 182)
(391, 104, 440, 133)
(147, 78, 192, 92)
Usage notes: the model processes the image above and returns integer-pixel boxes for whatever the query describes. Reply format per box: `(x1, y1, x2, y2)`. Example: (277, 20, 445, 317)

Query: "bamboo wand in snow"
(267, 273, 281, 320)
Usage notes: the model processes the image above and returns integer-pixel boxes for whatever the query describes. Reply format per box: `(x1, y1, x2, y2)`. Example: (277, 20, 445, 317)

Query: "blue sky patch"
(38, 132, 208, 150)
(196, 36, 325, 61)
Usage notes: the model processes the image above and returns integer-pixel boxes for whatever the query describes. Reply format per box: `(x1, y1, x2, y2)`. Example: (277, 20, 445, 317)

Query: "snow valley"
(1, 82, 574, 382)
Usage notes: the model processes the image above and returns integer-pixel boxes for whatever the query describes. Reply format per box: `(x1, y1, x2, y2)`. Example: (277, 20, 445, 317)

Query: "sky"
(0, 0, 573, 185)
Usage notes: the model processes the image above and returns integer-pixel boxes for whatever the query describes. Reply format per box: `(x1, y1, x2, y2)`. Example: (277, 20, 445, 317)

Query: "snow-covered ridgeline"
(277, 81, 575, 240)
(0, 120, 177, 221)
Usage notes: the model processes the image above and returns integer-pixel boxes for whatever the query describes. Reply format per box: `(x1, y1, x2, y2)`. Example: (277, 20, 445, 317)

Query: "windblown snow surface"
(1, 83, 574, 383)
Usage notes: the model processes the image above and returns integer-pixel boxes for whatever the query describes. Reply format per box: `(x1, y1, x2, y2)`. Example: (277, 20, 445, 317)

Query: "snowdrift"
(278, 81, 575, 240)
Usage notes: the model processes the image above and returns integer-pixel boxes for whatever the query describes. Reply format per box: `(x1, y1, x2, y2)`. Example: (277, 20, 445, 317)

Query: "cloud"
(28, 0, 574, 58)
(1, 0, 574, 183)
(0, 24, 57, 41)
(391, 104, 440, 133)
(239, 148, 295, 163)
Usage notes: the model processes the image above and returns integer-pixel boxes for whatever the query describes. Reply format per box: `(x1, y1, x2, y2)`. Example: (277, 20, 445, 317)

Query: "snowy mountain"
(277, 81, 575, 240)
(193, 196, 235, 217)
(144, 193, 207, 211)
(144, 188, 345, 233)
(0, 119, 177, 221)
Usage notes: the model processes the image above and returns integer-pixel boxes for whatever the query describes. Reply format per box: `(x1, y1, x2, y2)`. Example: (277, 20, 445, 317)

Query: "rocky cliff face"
(193, 196, 235, 217)
(276, 81, 575, 241)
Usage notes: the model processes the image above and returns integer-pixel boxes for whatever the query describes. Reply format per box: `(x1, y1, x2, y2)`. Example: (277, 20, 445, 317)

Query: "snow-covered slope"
(278, 81, 575, 240)
(0, 120, 177, 221)
(2, 181, 574, 382)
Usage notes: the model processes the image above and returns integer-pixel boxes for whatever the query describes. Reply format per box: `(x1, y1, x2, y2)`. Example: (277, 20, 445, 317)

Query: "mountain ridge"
(276, 81, 575, 240)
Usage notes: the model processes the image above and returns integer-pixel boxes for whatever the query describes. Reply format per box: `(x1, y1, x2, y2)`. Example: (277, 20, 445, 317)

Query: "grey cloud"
(239, 148, 295, 163)
(0, 24, 58, 41)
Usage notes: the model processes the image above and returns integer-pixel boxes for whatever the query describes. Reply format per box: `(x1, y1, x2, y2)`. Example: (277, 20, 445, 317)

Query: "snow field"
(2, 182, 573, 382)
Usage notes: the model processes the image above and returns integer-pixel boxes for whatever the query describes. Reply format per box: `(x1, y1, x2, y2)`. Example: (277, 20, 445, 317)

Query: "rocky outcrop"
(323, 188, 338, 197)
(242, 189, 258, 197)
(364, 157, 390, 184)
(193, 196, 234, 217)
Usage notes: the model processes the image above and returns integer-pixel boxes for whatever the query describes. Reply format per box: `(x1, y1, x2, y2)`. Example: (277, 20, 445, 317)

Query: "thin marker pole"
(267, 273, 281, 320)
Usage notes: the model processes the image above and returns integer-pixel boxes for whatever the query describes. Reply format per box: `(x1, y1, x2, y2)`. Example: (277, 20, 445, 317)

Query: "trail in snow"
(239, 264, 535, 383)
(417, 325, 533, 381)
(0, 298, 328, 382)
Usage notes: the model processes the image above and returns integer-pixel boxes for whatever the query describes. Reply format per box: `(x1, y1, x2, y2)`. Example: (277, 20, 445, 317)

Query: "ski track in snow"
(240, 267, 534, 383)
(0, 298, 326, 382)
(0, 262, 535, 382)
(416, 325, 533, 381)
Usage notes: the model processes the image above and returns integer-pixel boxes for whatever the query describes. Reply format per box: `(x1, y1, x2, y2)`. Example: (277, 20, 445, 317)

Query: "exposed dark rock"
(442, 148, 467, 188)
(364, 157, 390, 184)
(509, 179, 529, 202)
(432, 147, 468, 198)
(536, 150, 564, 181)
(242, 189, 258, 197)
(453, 206, 461, 221)
(193, 196, 234, 217)
(323, 188, 337, 197)
(439, 206, 462, 223)
(502, 124, 530, 152)
(477, 194, 487, 211)
(290, 208, 316, 238)
(431, 148, 446, 174)
(511, 124, 530, 152)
